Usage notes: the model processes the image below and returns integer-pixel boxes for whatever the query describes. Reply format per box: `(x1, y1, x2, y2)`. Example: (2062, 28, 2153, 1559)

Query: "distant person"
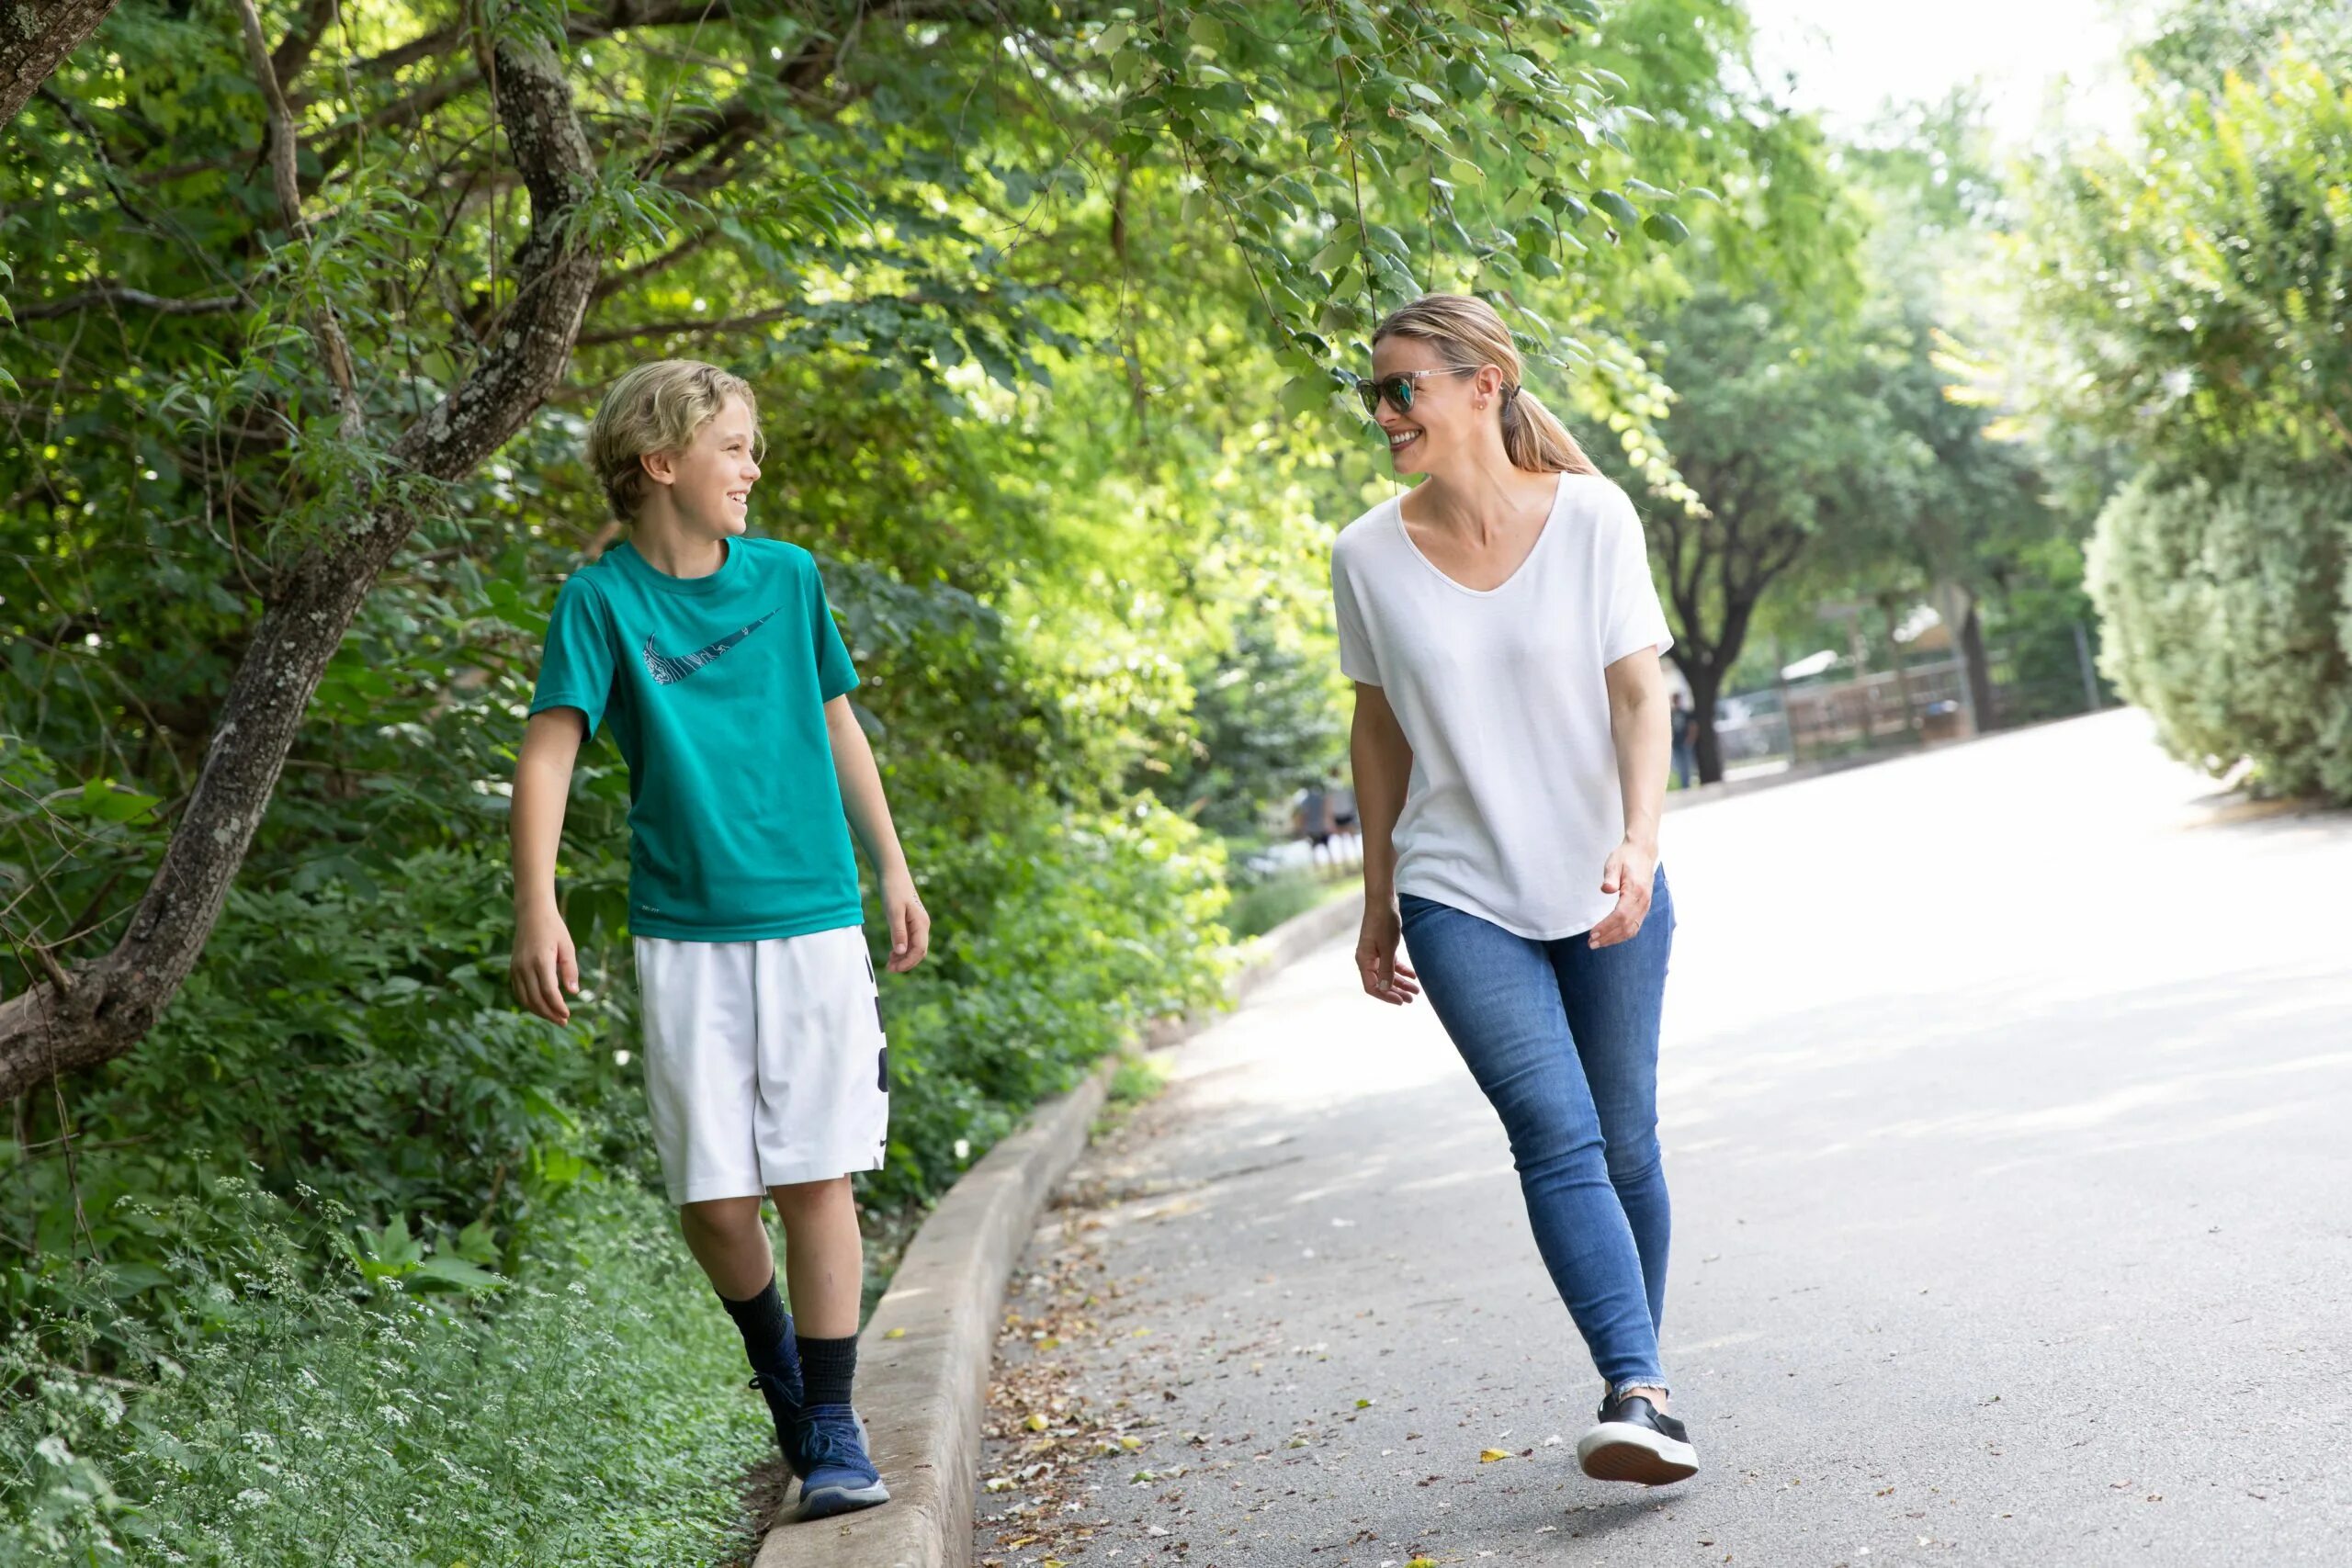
(1332, 295, 1694, 1486)
(509, 360, 928, 1522)
(1669, 692, 1697, 789)
(1329, 782, 1361, 867)
(1294, 776, 1337, 871)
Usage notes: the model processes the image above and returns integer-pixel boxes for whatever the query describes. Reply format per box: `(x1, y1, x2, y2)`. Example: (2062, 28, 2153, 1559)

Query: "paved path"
(973, 712, 2350, 1568)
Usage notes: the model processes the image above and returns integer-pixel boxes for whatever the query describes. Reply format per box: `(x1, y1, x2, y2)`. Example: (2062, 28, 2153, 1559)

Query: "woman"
(1331, 294, 1694, 1486)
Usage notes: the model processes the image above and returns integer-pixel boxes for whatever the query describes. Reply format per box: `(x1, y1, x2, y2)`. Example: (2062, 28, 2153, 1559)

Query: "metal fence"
(1714, 644, 2104, 771)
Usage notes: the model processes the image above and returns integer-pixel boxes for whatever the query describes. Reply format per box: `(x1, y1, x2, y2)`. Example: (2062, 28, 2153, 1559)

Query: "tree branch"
(234, 0, 363, 437)
(0, 28, 600, 1104)
(0, 0, 117, 126)
(587, 227, 720, 304)
(268, 0, 342, 93)
(344, 0, 736, 81)
(9, 287, 243, 321)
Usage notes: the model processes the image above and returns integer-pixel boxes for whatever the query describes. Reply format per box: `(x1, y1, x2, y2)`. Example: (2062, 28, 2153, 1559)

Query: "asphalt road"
(973, 710, 2351, 1568)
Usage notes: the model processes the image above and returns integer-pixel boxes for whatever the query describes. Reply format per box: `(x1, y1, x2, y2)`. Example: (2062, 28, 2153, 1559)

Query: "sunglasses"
(1354, 367, 1477, 418)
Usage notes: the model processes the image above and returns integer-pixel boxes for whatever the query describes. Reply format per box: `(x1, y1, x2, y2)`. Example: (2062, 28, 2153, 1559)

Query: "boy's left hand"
(883, 869, 931, 972)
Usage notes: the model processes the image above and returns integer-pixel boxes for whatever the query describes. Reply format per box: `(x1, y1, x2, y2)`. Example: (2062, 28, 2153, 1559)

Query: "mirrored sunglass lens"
(1356, 381, 1380, 416)
(1385, 377, 1414, 412)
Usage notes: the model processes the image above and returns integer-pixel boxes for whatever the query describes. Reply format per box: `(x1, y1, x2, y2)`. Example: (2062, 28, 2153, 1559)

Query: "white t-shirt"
(1330, 472, 1673, 941)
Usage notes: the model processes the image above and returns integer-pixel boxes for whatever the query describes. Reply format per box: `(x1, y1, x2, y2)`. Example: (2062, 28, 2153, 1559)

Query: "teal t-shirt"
(527, 536, 865, 941)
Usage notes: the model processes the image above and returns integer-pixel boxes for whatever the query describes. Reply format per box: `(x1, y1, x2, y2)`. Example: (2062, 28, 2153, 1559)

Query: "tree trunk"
(0, 0, 114, 124)
(0, 32, 598, 1105)
(1686, 663, 1725, 785)
(1960, 600, 1996, 731)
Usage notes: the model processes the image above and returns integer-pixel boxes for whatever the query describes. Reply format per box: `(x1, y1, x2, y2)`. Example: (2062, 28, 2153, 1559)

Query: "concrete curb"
(752, 889, 1362, 1568)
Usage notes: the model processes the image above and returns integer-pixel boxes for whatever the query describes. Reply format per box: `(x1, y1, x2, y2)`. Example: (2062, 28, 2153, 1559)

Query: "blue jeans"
(1398, 868, 1675, 1395)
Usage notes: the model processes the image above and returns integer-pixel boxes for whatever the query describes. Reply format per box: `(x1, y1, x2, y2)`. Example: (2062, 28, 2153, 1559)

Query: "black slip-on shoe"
(1576, 1393, 1699, 1485)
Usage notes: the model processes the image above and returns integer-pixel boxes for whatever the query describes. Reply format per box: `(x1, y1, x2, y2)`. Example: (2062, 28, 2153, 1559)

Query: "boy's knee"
(679, 1195, 764, 1244)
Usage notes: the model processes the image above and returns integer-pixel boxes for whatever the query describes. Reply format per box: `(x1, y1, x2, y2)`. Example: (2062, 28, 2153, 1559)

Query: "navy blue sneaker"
(746, 1318, 807, 1477)
(793, 1404, 889, 1520)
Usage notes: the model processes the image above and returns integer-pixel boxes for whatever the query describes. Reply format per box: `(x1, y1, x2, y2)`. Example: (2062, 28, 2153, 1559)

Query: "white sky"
(1741, 0, 2143, 149)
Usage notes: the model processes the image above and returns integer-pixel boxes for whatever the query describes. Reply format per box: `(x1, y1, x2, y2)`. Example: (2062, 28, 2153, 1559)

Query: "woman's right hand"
(511, 900, 580, 1024)
(1355, 898, 1420, 1006)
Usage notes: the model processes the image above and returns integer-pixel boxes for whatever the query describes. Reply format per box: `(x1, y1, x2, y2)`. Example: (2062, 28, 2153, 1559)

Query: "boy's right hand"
(511, 902, 581, 1024)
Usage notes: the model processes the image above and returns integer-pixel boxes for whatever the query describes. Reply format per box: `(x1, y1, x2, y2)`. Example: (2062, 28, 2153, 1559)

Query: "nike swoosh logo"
(641, 608, 780, 684)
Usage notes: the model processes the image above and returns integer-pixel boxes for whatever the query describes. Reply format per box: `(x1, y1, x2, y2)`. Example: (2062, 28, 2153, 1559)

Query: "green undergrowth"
(1, 1176, 767, 1567)
(1222, 860, 1361, 942)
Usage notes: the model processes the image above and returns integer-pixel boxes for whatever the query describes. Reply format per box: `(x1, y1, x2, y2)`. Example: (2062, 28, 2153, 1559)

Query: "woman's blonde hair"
(1371, 294, 1597, 476)
(586, 359, 761, 519)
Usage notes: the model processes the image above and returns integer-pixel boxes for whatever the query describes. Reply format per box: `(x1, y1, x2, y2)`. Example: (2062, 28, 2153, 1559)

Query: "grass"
(1223, 858, 1360, 941)
(4, 1179, 773, 1567)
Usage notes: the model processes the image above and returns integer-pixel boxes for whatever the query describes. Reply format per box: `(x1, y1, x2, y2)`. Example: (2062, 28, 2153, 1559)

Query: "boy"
(508, 359, 928, 1522)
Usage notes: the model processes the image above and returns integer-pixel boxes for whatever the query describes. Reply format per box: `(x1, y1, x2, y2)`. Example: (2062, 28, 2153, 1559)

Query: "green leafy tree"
(1620, 286, 1896, 781)
(0, 0, 1715, 1098)
(2020, 3, 2352, 797)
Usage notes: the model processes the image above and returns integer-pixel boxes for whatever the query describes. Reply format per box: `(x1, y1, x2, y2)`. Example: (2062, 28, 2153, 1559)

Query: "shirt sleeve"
(1600, 487, 1674, 665)
(808, 559, 860, 702)
(1330, 541, 1383, 686)
(528, 573, 617, 736)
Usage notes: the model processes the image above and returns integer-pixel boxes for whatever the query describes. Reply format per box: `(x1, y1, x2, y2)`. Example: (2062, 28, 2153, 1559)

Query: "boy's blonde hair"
(586, 359, 761, 519)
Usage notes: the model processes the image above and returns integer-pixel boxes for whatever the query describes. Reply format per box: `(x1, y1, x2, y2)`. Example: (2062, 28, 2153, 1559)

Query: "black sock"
(797, 1333, 857, 1408)
(718, 1275, 793, 1381)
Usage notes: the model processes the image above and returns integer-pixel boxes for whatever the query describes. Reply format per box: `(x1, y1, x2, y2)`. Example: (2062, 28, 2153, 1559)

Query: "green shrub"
(2087, 463, 2352, 801)
(2, 1177, 764, 1567)
(1221, 864, 1331, 942)
(869, 796, 1231, 1207)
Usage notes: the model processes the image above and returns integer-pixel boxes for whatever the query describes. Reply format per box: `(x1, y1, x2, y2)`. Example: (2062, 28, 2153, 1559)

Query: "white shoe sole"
(796, 1477, 890, 1520)
(1577, 1421, 1699, 1485)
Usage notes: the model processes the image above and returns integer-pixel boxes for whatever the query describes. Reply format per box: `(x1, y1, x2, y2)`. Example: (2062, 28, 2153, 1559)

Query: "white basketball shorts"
(632, 925, 890, 1204)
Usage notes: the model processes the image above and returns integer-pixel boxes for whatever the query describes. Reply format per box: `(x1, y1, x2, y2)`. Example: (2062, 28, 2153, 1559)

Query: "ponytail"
(1499, 386, 1598, 476)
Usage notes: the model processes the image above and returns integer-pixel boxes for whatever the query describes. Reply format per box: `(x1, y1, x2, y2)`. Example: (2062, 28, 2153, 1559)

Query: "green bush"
(2086, 463, 2352, 801)
(870, 798, 1231, 1207)
(2, 1177, 765, 1567)
(1221, 863, 1333, 942)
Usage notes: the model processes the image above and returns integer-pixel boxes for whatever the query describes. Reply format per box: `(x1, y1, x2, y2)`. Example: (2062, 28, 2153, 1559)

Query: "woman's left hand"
(1588, 837, 1657, 950)
(884, 868, 932, 973)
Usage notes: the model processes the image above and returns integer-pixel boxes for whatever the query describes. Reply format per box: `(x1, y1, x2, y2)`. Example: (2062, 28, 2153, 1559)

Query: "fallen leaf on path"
(1479, 1448, 1511, 1462)
(884, 1326, 906, 1339)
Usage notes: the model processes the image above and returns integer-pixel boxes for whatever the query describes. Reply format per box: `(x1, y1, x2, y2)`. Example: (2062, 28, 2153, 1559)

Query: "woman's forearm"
(1349, 684, 1412, 900)
(1607, 656, 1671, 852)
